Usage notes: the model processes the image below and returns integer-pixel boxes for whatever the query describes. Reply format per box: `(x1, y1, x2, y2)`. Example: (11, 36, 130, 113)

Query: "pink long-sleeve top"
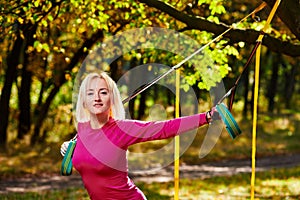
(72, 113, 208, 200)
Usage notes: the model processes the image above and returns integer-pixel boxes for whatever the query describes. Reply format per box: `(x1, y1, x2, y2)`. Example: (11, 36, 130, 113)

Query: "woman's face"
(85, 77, 111, 116)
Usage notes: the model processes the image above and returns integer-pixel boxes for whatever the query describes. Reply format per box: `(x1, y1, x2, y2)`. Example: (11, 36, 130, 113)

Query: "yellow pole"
(251, 42, 260, 200)
(251, 1, 281, 199)
(174, 69, 180, 200)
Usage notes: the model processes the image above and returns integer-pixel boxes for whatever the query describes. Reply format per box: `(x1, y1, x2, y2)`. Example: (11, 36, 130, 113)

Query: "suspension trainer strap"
(216, 103, 242, 139)
(174, 70, 180, 200)
(250, 0, 282, 199)
(228, 40, 262, 111)
(61, 138, 77, 176)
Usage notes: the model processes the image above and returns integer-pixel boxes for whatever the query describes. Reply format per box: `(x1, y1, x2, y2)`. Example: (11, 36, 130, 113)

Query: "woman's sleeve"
(117, 113, 208, 147)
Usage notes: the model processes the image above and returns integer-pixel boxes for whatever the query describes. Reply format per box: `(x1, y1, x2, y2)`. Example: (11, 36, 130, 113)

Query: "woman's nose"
(95, 92, 101, 101)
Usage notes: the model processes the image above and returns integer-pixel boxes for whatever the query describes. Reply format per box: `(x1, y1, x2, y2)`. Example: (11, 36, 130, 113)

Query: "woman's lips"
(94, 103, 103, 108)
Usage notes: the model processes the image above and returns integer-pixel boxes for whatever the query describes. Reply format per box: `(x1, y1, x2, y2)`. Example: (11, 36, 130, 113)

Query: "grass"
(139, 166, 300, 200)
(0, 111, 299, 199)
(0, 188, 90, 200)
(1, 166, 299, 199)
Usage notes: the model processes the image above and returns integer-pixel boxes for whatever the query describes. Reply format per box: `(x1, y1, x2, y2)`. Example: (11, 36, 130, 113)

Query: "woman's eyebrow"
(87, 88, 108, 91)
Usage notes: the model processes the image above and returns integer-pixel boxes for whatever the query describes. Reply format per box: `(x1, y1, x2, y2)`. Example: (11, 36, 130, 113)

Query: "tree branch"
(139, 0, 300, 57)
(263, 0, 300, 40)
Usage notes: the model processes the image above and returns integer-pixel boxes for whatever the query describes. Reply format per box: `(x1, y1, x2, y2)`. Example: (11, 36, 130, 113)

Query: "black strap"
(220, 40, 263, 111)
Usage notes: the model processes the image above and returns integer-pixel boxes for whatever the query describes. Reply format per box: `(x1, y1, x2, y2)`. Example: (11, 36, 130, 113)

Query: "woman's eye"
(87, 92, 94, 96)
(100, 91, 108, 95)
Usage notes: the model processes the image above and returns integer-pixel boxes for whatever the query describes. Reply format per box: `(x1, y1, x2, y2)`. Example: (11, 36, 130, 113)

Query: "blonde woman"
(62, 72, 215, 200)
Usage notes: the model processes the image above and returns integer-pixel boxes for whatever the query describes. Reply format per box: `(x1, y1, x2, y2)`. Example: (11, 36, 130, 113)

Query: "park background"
(0, 0, 299, 199)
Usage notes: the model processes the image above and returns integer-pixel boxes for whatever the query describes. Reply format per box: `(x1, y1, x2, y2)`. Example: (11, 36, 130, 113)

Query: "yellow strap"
(174, 69, 180, 200)
(251, 0, 281, 199)
(251, 41, 261, 200)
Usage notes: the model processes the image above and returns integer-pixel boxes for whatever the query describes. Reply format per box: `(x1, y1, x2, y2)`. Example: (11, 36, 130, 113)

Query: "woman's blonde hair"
(75, 72, 125, 124)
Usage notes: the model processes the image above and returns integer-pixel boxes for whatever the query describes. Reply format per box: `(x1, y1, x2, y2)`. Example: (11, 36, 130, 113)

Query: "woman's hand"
(60, 141, 70, 156)
(206, 106, 220, 123)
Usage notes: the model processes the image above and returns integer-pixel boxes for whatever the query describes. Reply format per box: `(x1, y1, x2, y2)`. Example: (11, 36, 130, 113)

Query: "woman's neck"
(90, 113, 109, 129)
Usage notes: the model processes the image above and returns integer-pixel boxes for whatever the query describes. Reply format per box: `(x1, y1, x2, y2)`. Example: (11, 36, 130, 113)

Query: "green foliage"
(1, 0, 299, 148)
(198, 0, 226, 15)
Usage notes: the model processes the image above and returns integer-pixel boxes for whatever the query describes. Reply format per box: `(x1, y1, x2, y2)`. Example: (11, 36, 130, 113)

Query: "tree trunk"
(137, 92, 146, 119)
(17, 67, 32, 139)
(31, 85, 60, 144)
(17, 25, 36, 139)
(31, 30, 104, 144)
(33, 58, 48, 118)
(242, 67, 250, 117)
(128, 100, 135, 119)
(283, 60, 297, 109)
(34, 77, 45, 117)
(0, 35, 23, 147)
(250, 77, 255, 118)
(267, 54, 280, 113)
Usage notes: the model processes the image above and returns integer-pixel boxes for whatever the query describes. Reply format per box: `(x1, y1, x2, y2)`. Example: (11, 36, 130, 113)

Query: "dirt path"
(1, 153, 300, 194)
(131, 153, 300, 183)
